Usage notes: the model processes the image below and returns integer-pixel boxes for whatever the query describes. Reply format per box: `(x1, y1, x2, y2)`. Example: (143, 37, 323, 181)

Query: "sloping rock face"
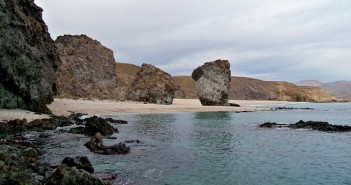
(192, 60, 231, 105)
(127, 63, 176, 104)
(0, 0, 59, 113)
(55, 35, 120, 99)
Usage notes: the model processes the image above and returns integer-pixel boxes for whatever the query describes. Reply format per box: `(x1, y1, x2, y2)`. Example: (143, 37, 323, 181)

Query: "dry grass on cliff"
(173, 76, 197, 99)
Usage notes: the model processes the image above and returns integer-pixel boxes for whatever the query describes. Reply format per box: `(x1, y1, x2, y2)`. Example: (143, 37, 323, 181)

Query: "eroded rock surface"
(55, 34, 120, 99)
(0, 0, 59, 113)
(127, 63, 177, 104)
(192, 60, 231, 105)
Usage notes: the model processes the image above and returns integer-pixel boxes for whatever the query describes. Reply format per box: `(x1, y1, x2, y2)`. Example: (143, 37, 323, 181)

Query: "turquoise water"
(42, 103, 351, 185)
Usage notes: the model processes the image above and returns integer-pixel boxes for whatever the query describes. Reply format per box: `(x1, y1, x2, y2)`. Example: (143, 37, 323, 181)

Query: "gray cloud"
(36, 0, 351, 82)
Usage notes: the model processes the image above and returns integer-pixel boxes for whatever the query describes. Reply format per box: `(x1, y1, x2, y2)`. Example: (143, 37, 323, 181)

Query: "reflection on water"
(39, 103, 351, 185)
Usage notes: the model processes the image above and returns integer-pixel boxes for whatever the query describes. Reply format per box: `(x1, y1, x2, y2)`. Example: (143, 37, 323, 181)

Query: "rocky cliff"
(127, 63, 177, 104)
(55, 35, 120, 100)
(0, 0, 59, 113)
(192, 60, 231, 105)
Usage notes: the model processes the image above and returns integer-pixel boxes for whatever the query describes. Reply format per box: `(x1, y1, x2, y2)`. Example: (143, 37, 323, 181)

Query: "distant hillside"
(321, 81, 351, 100)
(115, 63, 337, 102)
(295, 80, 323, 87)
(296, 80, 351, 101)
(174, 76, 336, 102)
(172, 76, 197, 98)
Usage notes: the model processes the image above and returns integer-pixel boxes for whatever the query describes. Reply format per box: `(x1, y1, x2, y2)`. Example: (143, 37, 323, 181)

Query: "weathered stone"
(85, 133, 130, 155)
(192, 60, 231, 106)
(127, 63, 176, 104)
(55, 34, 120, 100)
(84, 116, 118, 136)
(0, 0, 59, 113)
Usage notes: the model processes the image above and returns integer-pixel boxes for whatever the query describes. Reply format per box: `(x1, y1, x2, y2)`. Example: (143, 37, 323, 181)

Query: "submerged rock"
(85, 133, 130, 155)
(192, 60, 231, 106)
(127, 63, 177, 104)
(259, 120, 351, 132)
(0, 0, 60, 113)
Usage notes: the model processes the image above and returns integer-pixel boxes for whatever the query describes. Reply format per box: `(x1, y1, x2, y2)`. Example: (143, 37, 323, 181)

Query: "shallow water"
(40, 103, 351, 185)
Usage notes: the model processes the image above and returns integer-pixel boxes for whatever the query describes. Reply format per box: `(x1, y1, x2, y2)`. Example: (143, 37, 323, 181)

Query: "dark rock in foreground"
(0, 0, 59, 113)
(192, 60, 231, 106)
(259, 120, 351, 132)
(85, 133, 130, 155)
(62, 156, 94, 174)
(44, 164, 103, 185)
(83, 116, 119, 136)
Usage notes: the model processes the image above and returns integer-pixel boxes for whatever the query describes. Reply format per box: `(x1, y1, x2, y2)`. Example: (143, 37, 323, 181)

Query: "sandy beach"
(0, 98, 294, 122)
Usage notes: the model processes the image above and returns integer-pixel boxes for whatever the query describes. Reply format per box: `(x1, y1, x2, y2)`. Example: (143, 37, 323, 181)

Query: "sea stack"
(55, 34, 120, 100)
(127, 63, 176, 104)
(0, 0, 60, 113)
(192, 60, 231, 106)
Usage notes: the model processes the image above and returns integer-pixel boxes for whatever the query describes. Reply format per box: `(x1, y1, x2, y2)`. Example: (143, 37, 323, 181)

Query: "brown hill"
(173, 76, 336, 102)
(115, 62, 140, 99)
(296, 80, 351, 101)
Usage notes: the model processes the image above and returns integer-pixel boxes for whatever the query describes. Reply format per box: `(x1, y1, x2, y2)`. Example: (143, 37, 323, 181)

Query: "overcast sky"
(35, 0, 351, 82)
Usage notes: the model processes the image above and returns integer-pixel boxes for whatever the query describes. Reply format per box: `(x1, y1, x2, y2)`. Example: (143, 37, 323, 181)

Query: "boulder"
(0, 0, 59, 113)
(85, 133, 130, 155)
(55, 34, 121, 100)
(62, 156, 94, 174)
(192, 60, 231, 105)
(83, 116, 118, 136)
(127, 63, 176, 104)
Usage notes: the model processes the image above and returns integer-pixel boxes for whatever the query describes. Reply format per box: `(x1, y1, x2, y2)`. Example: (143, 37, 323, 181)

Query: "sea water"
(41, 103, 351, 185)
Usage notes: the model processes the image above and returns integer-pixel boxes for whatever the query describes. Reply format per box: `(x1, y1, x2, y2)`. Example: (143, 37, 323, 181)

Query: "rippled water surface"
(41, 103, 351, 185)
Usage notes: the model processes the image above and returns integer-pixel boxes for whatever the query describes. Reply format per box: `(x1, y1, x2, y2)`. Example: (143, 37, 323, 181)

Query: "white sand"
(0, 98, 294, 121)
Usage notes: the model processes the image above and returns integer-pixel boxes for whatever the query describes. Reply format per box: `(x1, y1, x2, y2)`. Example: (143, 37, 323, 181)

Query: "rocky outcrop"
(127, 63, 177, 104)
(192, 60, 231, 105)
(259, 120, 351, 132)
(0, 0, 59, 113)
(55, 35, 120, 100)
(85, 133, 130, 155)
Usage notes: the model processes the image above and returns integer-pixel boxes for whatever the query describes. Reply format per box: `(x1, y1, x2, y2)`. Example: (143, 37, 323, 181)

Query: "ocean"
(40, 102, 351, 185)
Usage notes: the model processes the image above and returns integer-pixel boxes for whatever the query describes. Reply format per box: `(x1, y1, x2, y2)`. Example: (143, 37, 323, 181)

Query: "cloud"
(35, 0, 351, 82)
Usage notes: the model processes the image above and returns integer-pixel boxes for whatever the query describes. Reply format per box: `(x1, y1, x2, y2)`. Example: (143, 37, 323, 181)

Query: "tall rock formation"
(192, 60, 231, 105)
(55, 35, 120, 100)
(127, 63, 176, 104)
(0, 0, 59, 113)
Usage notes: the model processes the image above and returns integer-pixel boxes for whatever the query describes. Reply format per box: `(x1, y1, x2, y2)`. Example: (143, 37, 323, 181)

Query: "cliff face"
(0, 0, 59, 113)
(55, 35, 120, 100)
(272, 81, 336, 102)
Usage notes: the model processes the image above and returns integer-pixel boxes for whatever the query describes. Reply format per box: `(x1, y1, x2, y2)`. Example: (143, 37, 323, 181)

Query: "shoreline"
(1, 98, 296, 121)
